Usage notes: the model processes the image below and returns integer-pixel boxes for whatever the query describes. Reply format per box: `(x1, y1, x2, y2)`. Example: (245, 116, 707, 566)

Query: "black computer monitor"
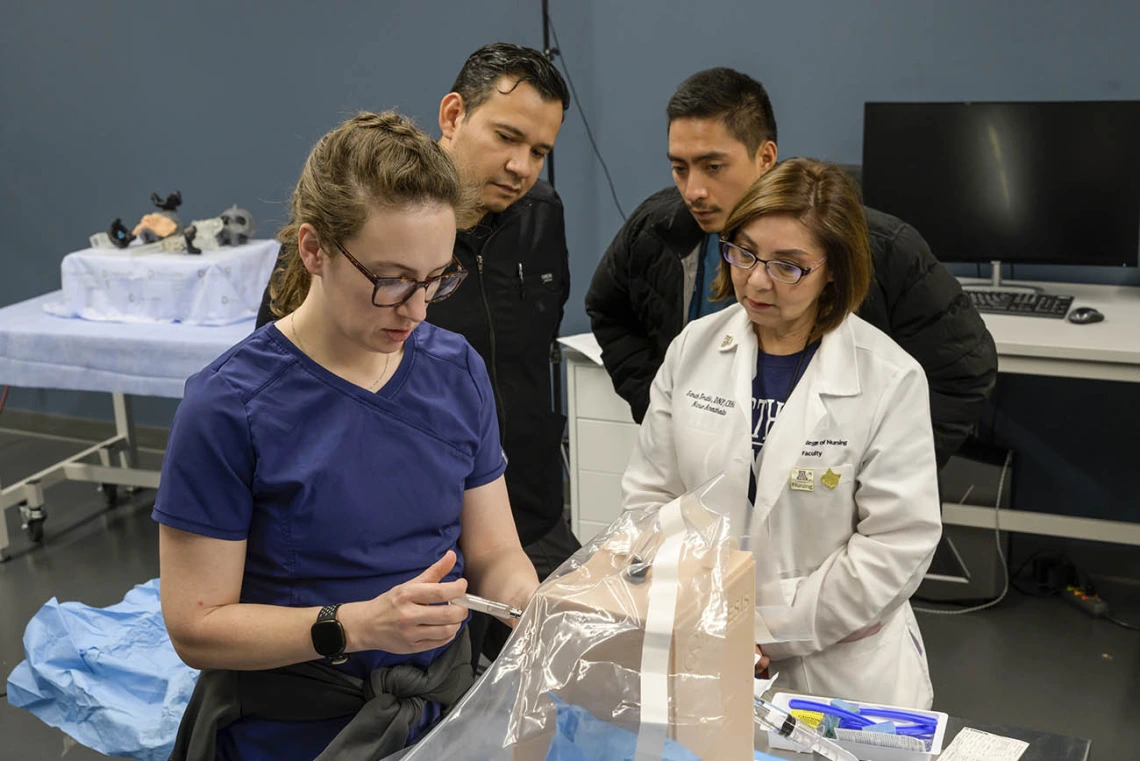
(862, 101, 1140, 267)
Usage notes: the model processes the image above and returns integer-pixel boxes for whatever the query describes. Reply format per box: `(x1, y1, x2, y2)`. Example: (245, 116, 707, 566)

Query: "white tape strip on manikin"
(633, 496, 687, 761)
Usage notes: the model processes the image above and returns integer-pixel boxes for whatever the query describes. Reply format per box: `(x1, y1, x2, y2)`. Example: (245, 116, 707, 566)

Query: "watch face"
(311, 619, 345, 657)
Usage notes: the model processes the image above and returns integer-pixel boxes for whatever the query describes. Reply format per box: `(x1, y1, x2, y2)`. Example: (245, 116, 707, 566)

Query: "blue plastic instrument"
(786, 699, 938, 739)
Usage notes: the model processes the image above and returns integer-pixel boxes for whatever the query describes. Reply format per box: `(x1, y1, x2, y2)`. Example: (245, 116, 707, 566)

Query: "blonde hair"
(268, 111, 471, 318)
(713, 158, 872, 343)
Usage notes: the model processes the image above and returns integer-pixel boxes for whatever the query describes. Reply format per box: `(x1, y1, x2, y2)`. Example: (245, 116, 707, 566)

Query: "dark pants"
(467, 517, 582, 667)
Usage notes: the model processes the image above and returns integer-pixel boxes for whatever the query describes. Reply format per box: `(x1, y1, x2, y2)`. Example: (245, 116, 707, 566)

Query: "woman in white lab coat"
(622, 158, 942, 709)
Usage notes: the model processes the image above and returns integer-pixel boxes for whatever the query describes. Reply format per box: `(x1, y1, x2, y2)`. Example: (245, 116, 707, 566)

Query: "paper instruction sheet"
(938, 727, 1029, 761)
(557, 332, 604, 366)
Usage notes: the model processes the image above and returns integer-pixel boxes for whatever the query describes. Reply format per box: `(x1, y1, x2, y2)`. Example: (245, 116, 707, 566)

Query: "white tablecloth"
(1, 292, 255, 398)
(44, 240, 279, 326)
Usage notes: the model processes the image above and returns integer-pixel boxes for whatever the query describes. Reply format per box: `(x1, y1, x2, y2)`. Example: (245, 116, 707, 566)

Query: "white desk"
(967, 280, 1140, 382)
(560, 340, 638, 543)
(562, 281, 1140, 546)
(945, 280, 1140, 545)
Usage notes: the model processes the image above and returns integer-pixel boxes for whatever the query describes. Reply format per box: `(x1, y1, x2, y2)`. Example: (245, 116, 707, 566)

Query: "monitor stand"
(962, 260, 1044, 294)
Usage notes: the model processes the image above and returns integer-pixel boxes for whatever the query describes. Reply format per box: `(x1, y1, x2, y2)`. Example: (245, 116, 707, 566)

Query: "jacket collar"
(460, 179, 558, 238)
(640, 186, 704, 259)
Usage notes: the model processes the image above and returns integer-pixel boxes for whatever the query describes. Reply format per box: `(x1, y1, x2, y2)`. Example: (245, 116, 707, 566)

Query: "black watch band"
(310, 603, 348, 665)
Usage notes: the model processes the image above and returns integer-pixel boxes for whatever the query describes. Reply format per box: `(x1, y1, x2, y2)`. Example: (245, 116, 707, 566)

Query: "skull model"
(218, 205, 255, 246)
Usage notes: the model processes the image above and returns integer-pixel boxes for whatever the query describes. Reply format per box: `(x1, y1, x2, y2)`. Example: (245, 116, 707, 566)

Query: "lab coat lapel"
(749, 317, 860, 531)
(715, 309, 759, 537)
(749, 369, 826, 531)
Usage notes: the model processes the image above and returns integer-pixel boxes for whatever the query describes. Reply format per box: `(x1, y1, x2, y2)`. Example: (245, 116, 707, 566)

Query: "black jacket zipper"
(475, 249, 508, 439)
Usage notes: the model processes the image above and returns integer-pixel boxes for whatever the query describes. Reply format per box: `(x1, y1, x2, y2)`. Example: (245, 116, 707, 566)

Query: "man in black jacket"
(586, 68, 996, 469)
(256, 44, 577, 657)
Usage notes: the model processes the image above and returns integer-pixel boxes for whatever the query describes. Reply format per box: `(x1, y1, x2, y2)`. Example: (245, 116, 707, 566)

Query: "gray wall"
(580, 0, 1140, 272)
(3, 2, 1139, 526)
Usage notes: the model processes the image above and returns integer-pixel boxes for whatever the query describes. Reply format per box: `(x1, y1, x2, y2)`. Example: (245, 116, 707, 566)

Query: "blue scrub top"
(153, 321, 506, 760)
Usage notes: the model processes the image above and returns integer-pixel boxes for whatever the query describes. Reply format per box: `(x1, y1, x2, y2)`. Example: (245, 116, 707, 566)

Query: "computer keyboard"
(964, 289, 1074, 318)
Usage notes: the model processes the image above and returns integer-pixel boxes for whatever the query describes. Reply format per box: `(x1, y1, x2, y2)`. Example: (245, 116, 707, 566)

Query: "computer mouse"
(1067, 307, 1104, 324)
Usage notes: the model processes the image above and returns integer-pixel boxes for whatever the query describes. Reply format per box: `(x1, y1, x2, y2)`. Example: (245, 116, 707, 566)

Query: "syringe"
(449, 593, 523, 622)
(754, 697, 857, 761)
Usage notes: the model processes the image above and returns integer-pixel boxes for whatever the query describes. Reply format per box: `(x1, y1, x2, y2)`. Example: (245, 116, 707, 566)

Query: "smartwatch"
(310, 604, 348, 665)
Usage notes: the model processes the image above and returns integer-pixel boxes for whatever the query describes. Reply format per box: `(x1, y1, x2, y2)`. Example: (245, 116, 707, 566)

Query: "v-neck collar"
(267, 322, 415, 406)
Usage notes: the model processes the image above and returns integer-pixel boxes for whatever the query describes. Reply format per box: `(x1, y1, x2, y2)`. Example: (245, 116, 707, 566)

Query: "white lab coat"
(622, 305, 942, 709)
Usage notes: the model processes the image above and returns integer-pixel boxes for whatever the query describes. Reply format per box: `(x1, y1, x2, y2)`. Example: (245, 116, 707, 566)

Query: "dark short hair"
(450, 43, 570, 115)
(666, 67, 778, 156)
(713, 158, 872, 343)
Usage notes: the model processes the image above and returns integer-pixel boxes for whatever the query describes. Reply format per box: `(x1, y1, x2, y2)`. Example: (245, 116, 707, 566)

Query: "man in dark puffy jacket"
(256, 44, 577, 661)
(586, 68, 996, 469)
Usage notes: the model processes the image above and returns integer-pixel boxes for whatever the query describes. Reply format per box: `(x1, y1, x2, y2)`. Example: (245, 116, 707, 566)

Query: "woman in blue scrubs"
(154, 111, 540, 761)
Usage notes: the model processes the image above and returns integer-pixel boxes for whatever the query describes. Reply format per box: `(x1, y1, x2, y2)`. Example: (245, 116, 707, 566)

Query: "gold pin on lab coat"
(720, 334, 734, 348)
(821, 468, 841, 489)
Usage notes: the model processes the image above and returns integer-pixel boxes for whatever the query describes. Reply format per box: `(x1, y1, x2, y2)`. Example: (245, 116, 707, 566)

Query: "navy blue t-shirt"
(152, 322, 506, 761)
(748, 343, 820, 503)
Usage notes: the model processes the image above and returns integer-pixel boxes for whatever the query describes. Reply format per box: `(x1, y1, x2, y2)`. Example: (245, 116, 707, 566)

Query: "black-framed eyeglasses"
(333, 240, 468, 307)
(719, 239, 826, 285)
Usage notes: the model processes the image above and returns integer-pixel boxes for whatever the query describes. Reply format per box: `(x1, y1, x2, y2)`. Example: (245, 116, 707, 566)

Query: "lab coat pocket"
(676, 388, 740, 479)
(804, 607, 933, 708)
(676, 426, 725, 485)
(902, 604, 935, 708)
(801, 613, 897, 704)
(824, 623, 891, 660)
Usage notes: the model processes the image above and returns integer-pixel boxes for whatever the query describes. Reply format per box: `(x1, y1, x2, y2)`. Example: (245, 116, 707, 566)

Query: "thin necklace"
(786, 345, 810, 400)
(757, 336, 811, 401)
(291, 311, 391, 392)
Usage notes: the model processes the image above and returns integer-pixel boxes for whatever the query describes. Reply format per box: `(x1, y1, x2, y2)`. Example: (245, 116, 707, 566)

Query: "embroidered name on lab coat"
(685, 389, 736, 416)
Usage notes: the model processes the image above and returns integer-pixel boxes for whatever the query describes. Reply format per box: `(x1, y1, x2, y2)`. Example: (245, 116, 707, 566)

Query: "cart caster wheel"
(26, 518, 45, 543)
(100, 483, 119, 508)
